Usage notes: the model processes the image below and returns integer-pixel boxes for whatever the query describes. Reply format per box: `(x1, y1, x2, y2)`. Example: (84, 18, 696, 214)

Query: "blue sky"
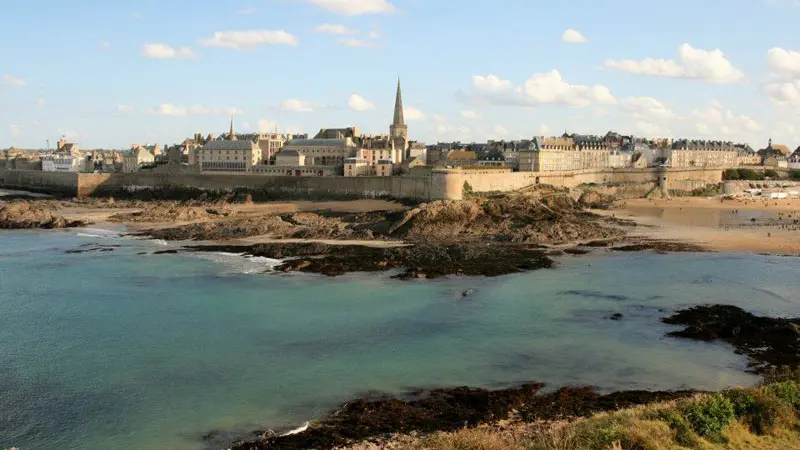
(2, 0, 800, 149)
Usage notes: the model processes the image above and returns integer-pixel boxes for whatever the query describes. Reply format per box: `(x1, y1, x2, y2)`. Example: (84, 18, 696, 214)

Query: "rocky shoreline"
(663, 304, 800, 374)
(228, 304, 800, 449)
(230, 384, 697, 450)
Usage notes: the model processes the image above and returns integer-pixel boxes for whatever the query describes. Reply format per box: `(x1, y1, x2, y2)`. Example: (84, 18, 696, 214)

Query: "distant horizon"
(3, 0, 800, 149)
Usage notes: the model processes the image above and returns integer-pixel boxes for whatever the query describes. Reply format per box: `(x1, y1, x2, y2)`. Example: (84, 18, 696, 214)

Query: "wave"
(76, 229, 123, 239)
(189, 251, 284, 274)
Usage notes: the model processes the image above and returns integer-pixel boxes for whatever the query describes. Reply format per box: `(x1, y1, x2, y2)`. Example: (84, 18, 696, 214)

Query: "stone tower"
(390, 79, 408, 163)
(229, 116, 237, 141)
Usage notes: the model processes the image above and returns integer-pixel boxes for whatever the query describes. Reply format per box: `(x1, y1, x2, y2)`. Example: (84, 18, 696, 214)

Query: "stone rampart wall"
(0, 167, 724, 201)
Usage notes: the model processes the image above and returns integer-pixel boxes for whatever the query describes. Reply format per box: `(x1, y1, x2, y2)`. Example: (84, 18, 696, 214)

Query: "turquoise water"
(1, 229, 798, 450)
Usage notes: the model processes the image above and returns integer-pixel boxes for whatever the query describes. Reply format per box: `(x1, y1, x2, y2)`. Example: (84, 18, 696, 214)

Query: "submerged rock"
(662, 304, 800, 373)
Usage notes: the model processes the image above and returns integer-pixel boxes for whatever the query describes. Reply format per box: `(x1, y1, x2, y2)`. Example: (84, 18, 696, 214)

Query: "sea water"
(0, 229, 798, 449)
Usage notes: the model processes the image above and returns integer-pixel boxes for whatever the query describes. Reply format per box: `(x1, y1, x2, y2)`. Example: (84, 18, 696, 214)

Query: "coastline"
(597, 197, 800, 256)
(2, 190, 800, 449)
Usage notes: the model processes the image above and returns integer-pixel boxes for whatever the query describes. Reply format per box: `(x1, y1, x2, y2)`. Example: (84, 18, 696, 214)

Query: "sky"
(2, 0, 800, 150)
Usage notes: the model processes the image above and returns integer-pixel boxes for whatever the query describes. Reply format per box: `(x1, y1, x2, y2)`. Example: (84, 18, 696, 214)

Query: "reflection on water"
(0, 230, 798, 450)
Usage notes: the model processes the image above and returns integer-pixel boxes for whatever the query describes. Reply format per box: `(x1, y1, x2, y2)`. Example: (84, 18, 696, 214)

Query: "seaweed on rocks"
(186, 242, 555, 279)
(662, 305, 800, 373)
(612, 239, 709, 253)
(230, 384, 696, 450)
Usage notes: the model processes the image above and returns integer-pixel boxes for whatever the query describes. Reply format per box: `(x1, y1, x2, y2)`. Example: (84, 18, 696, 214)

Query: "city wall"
(0, 167, 724, 201)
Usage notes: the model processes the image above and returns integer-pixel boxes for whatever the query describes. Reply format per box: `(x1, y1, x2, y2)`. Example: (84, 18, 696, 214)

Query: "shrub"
(681, 393, 735, 438)
(764, 169, 780, 179)
(746, 390, 796, 435)
(723, 169, 741, 180)
(652, 408, 700, 447)
(462, 181, 474, 197)
(766, 381, 800, 411)
(790, 170, 800, 181)
(725, 388, 757, 418)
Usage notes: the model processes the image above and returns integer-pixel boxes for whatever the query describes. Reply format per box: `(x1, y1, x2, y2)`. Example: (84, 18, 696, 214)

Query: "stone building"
(280, 137, 358, 166)
(123, 146, 155, 173)
(275, 149, 305, 166)
(42, 154, 81, 172)
(735, 144, 760, 166)
(518, 137, 576, 172)
(197, 121, 261, 172)
(344, 157, 371, 177)
(667, 140, 737, 168)
(764, 155, 789, 169)
(375, 159, 393, 176)
(788, 151, 800, 170)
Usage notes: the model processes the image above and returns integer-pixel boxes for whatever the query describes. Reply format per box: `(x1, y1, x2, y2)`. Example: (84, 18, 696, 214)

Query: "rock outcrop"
(0, 201, 86, 229)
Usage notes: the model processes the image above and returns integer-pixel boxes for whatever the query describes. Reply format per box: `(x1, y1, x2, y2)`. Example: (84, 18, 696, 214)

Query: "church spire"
(392, 78, 404, 126)
(229, 116, 237, 141)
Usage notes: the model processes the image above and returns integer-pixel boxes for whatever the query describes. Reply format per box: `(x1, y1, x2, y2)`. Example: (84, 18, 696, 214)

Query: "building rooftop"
(201, 140, 257, 151)
(284, 138, 355, 148)
(277, 149, 301, 156)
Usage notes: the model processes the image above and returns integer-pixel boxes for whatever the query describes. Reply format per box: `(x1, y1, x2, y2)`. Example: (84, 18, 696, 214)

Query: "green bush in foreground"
(682, 393, 735, 439)
(766, 380, 800, 411)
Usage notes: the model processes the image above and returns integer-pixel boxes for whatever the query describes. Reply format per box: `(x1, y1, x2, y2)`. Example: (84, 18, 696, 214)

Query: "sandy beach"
(602, 197, 800, 255)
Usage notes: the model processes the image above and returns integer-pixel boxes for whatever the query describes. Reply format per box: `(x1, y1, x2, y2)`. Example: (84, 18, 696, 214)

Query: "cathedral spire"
(392, 78, 404, 126)
(229, 116, 237, 141)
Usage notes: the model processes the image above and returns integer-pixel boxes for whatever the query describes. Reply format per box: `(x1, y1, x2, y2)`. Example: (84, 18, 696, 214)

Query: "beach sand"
(602, 197, 800, 255)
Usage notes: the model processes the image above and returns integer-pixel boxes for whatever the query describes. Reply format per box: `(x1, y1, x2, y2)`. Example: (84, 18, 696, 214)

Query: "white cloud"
(367, 29, 381, 39)
(433, 123, 472, 141)
(9, 123, 21, 138)
(492, 125, 509, 137)
(764, 80, 800, 104)
(237, 7, 257, 15)
(199, 30, 298, 49)
(635, 121, 669, 136)
(142, 43, 196, 59)
(316, 24, 358, 35)
(466, 70, 615, 107)
(619, 97, 676, 121)
(536, 124, 552, 136)
(460, 110, 482, 120)
(766, 47, 800, 78)
(562, 29, 587, 44)
(259, 120, 278, 132)
(688, 103, 762, 140)
(348, 94, 375, 111)
(280, 99, 316, 112)
(297, 0, 395, 16)
(116, 105, 136, 115)
(148, 104, 243, 116)
(405, 107, 427, 121)
(604, 43, 744, 83)
(764, 48, 800, 105)
(2, 74, 26, 86)
(338, 38, 376, 48)
(100, 41, 111, 50)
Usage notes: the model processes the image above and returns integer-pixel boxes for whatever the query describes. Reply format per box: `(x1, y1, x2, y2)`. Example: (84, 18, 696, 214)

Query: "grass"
(353, 373, 800, 450)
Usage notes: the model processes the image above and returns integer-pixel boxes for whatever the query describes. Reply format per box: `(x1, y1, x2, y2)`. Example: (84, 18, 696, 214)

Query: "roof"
(201, 140, 257, 151)
(277, 149, 301, 157)
(284, 138, 354, 148)
(772, 144, 791, 156)
(447, 150, 477, 161)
